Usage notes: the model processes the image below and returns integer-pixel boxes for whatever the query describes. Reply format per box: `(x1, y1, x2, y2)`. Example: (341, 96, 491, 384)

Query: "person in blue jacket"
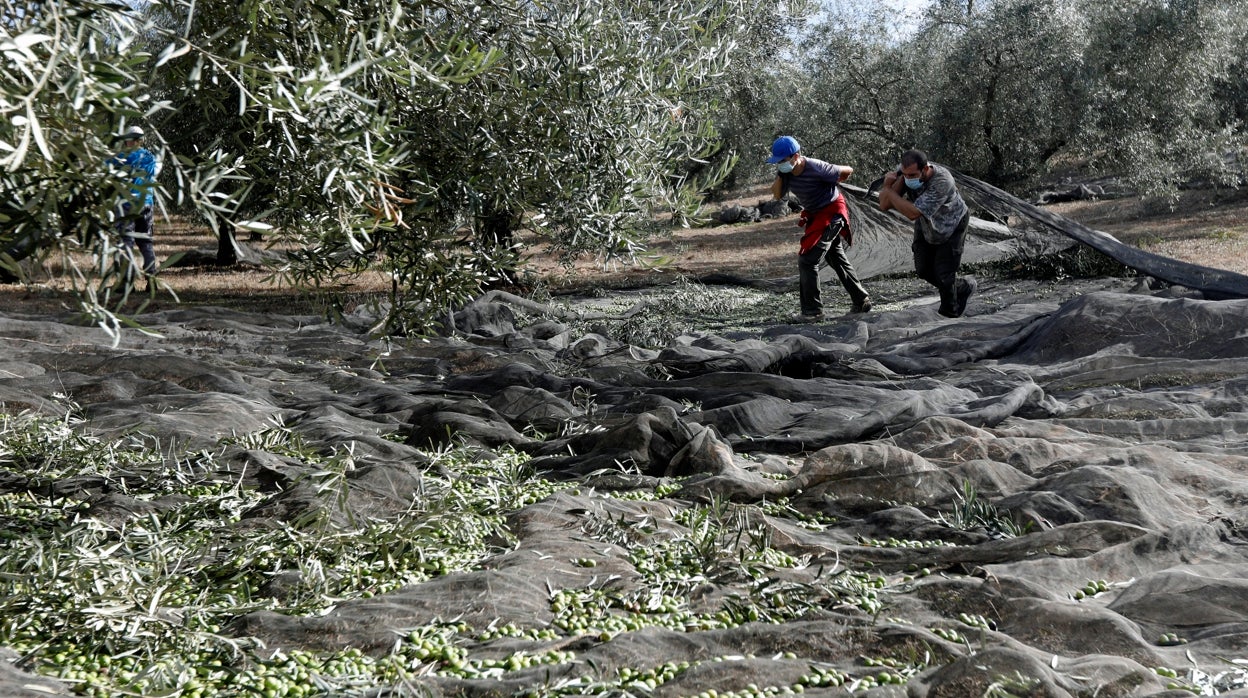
(108, 126, 160, 280)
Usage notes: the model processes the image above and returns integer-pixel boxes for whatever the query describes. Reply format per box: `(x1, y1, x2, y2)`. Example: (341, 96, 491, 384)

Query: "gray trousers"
(118, 203, 157, 276)
(798, 220, 869, 315)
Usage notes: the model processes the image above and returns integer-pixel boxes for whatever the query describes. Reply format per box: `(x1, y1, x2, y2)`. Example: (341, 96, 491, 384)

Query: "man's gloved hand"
(797, 210, 809, 230)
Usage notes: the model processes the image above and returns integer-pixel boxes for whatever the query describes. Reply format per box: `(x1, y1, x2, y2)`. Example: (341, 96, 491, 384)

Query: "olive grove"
(766, 0, 1248, 194)
(0, 0, 790, 334)
(3, 0, 1248, 334)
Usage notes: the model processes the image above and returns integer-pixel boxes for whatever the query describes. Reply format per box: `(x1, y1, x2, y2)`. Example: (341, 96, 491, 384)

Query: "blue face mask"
(904, 176, 923, 190)
(777, 161, 795, 174)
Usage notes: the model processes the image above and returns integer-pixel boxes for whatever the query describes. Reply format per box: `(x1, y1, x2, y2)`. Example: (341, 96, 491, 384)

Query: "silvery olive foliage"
(0, 0, 160, 312)
(924, 0, 1086, 180)
(1075, 0, 1248, 197)
(0, 0, 783, 336)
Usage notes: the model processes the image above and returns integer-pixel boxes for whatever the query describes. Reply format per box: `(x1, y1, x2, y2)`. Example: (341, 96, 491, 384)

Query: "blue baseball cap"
(767, 136, 800, 163)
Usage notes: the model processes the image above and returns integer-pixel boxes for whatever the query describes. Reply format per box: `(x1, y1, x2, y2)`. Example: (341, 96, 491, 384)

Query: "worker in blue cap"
(768, 135, 871, 322)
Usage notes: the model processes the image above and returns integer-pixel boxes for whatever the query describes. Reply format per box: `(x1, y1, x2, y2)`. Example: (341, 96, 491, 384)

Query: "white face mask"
(777, 160, 795, 174)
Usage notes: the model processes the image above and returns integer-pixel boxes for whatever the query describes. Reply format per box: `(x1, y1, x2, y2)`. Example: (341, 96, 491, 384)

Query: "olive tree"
(700, 0, 816, 190)
(2, 0, 783, 336)
(0, 1, 154, 291)
(770, 0, 1248, 194)
(927, 0, 1086, 181)
(1076, 0, 1248, 198)
(788, 4, 935, 175)
(0, 0, 424, 335)
(798, 0, 1087, 180)
(154, 0, 789, 334)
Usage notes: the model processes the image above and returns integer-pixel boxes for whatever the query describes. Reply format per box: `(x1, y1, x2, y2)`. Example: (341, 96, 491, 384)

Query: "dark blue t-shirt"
(777, 157, 843, 211)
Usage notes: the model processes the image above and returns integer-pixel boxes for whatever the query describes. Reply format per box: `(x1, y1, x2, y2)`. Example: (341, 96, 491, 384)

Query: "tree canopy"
(768, 0, 1248, 193)
(2, 0, 785, 334)
(2, 0, 1247, 335)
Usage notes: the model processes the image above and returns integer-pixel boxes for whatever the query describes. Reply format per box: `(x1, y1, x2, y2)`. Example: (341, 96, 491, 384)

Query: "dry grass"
(1047, 185, 1248, 275)
(4, 218, 394, 317)
(521, 185, 796, 293)
(5, 181, 1248, 318)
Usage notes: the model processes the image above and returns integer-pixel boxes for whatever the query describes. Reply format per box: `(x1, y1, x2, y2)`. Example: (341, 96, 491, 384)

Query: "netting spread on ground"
(833, 176, 1248, 304)
(3, 253, 1248, 695)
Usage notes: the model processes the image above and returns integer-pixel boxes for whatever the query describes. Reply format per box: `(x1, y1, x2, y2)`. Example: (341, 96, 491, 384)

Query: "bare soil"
(1046, 186, 1248, 275)
(5, 180, 1248, 316)
(531, 181, 1248, 294)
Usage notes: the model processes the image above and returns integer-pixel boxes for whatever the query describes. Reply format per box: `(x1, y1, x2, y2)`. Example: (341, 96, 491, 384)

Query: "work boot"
(937, 287, 958, 318)
(952, 277, 977, 318)
(852, 297, 872, 314)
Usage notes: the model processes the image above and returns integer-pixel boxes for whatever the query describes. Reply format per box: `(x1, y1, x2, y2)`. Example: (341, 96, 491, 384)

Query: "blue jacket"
(108, 147, 159, 207)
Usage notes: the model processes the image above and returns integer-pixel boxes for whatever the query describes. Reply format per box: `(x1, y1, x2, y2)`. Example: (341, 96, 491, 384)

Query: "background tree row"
(737, 0, 1248, 198)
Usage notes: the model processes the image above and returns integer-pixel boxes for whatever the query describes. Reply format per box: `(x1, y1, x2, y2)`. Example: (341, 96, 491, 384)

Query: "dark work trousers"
(118, 203, 157, 276)
(912, 212, 970, 316)
(798, 218, 869, 316)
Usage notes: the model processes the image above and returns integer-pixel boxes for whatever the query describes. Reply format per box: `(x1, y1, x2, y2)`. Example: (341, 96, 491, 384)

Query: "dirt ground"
(529, 180, 1248, 294)
(5, 179, 1248, 315)
(1047, 184, 1248, 271)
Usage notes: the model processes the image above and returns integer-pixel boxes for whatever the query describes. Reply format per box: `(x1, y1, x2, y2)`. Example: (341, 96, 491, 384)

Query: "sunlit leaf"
(153, 40, 192, 67)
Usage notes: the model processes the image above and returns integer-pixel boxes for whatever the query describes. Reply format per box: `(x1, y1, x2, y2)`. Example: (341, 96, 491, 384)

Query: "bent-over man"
(768, 135, 871, 322)
(877, 148, 975, 318)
